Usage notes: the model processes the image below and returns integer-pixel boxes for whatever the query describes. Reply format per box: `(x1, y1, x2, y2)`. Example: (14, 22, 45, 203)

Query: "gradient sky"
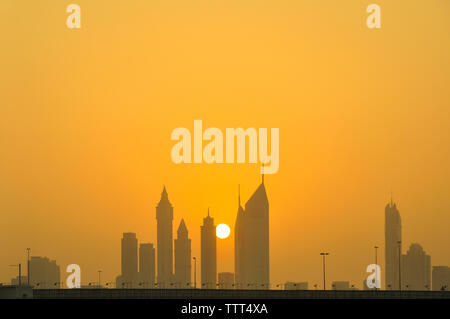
(1, 1, 449, 288)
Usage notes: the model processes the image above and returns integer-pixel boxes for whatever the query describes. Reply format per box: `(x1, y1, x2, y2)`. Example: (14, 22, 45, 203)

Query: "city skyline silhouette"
(5, 178, 449, 292)
(2, 1, 450, 293)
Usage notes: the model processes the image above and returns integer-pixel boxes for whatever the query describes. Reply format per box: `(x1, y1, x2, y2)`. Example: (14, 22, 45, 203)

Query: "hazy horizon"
(1, 0, 449, 288)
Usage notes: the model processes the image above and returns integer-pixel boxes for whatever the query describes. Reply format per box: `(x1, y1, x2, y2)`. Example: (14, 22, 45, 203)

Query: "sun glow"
(216, 224, 231, 239)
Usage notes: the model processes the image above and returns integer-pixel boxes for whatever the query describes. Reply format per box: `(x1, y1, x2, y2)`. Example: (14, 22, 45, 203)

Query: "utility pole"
(98, 270, 102, 288)
(26, 248, 31, 286)
(320, 252, 329, 290)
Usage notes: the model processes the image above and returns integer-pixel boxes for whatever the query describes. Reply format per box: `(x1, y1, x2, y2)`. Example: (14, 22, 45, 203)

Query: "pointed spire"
(161, 185, 169, 201)
(157, 185, 172, 207)
(177, 218, 188, 238)
(262, 165, 264, 185)
(245, 178, 268, 210)
(203, 208, 214, 226)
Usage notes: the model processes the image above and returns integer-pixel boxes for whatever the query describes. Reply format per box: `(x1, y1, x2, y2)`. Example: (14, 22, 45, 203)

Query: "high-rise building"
(218, 272, 234, 289)
(139, 243, 155, 288)
(432, 266, 449, 291)
(156, 186, 174, 288)
(385, 199, 402, 290)
(401, 243, 431, 291)
(201, 209, 216, 289)
(119, 232, 138, 288)
(174, 219, 191, 288)
(28, 256, 60, 289)
(234, 177, 270, 289)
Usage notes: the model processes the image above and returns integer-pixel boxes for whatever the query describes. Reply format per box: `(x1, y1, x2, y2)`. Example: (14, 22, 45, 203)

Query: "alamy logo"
(171, 120, 279, 174)
(66, 4, 81, 29)
(66, 264, 81, 288)
(366, 264, 381, 289)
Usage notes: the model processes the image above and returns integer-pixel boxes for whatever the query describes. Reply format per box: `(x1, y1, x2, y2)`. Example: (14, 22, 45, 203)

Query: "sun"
(216, 224, 231, 239)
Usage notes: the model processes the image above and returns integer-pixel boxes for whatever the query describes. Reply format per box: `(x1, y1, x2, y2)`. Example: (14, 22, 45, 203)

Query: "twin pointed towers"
(156, 186, 192, 288)
(155, 175, 270, 289)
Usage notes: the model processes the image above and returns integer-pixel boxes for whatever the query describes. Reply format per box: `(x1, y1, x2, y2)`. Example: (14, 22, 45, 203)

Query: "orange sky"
(1, 0, 450, 288)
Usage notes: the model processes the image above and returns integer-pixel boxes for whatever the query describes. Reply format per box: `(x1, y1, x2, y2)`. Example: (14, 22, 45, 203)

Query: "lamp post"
(98, 270, 102, 288)
(36, 282, 46, 289)
(105, 282, 114, 288)
(26, 248, 31, 286)
(320, 252, 329, 290)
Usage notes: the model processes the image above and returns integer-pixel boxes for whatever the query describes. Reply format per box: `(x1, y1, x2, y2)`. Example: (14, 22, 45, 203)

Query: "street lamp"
(98, 270, 102, 288)
(26, 248, 31, 286)
(105, 282, 114, 288)
(320, 252, 329, 290)
(142, 281, 149, 288)
(36, 282, 46, 289)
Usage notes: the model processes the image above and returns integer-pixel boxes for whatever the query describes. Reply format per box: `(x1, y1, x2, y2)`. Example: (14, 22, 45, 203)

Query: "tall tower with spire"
(174, 219, 191, 288)
(201, 209, 217, 289)
(385, 197, 402, 290)
(234, 176, 269, 289)
(156, 186, 174, 288)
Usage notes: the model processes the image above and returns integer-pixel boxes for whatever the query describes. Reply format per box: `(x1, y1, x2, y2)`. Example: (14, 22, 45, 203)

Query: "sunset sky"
(1, 0, 449, 288)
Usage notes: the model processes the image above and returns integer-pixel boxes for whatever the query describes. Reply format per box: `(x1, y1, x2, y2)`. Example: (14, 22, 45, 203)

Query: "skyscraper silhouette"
(201, 209, 217, 289)
(25, 256, 60, 289)
(174, 219, 191, 288)
(385, 199, 402, 290)
(120, 232, 138, 288)
(401, 243, 431, 290)
(234, 177, 270, 289)
(432, 266, 449, 291)
(139, 243, 155, 288)
(156, 186, 174, 288)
